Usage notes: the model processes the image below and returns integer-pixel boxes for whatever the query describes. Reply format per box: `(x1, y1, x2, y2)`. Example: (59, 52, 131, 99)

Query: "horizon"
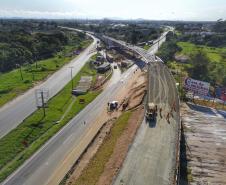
(0, 0, 226, 21)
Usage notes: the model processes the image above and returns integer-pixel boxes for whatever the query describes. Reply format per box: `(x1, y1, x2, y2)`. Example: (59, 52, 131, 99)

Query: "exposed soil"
(180, 103, 226, 185)
(64, 118, 116, 185)
(63, 68, 146, 185)
(97, 107, 144, 185)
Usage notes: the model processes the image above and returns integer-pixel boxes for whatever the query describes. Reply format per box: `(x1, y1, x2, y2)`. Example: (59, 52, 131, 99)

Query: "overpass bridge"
(95, 33, 181, 185)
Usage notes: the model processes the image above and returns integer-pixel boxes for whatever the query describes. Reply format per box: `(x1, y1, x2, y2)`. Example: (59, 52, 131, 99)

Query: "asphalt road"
(1, 65, 138, 185)
(0, 28, 172, 185)
(0, 36, 97, 138)
(113, 62, 180, 185)
(103, 30, 169, 63)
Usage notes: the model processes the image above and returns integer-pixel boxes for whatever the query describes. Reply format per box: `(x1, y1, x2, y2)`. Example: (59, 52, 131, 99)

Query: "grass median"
(0, 39, 92, 107)
(0, 59, 101, 182)
(73, 111, 132, 185)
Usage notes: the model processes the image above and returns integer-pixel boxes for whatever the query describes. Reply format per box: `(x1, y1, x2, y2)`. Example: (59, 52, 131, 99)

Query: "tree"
(222, 76, 226, 87)
(188, 51, 210, 81)
(157, 40, 181, 61)
(131, 30, 138, 45)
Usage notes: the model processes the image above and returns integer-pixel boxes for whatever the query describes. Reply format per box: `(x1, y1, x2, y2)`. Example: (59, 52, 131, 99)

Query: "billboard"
(184, 77, 210, 96)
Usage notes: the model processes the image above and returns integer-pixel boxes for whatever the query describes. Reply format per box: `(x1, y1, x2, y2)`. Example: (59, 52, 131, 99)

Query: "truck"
(145, 102, 157, 121)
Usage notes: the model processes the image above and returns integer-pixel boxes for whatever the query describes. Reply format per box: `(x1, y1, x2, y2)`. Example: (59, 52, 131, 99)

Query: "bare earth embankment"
(181, 103, 226, 185)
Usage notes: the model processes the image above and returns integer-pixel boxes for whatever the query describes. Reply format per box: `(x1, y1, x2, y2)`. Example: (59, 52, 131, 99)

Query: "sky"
(0, 0, 226, 21)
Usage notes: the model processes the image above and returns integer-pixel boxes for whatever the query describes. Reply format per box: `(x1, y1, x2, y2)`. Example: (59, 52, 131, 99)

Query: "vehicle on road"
(145, 102, 157, 121)
(108, 101, 119, 111)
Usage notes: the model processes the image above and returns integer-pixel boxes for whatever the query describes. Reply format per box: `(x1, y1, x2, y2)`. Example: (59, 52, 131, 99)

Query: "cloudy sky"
(0, 0, 226, 21)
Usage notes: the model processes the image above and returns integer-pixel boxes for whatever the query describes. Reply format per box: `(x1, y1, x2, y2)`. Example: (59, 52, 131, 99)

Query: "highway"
(0, 35, 97, 138)
(101, 28, 171, 63)
(113, 62, 180, 185)
(1, 64, 138, 185)
(1, 27, 175, 185)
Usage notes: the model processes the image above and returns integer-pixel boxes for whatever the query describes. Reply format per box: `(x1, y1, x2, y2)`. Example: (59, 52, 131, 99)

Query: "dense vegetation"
(60, 21, 163, 45)
(157, 32, 182, 61)
(178, 42, 226, 86)
(0, 20, 91, 107)
(0, 20, 86, 72)
(157, 24, 226, 87)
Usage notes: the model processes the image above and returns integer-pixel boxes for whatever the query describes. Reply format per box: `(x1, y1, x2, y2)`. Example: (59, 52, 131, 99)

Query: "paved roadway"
(0, 35, 97, 138)
(113, 62, 180, 185)
(102, 29, 170, 63)
(1, 64, 139, 185)
(1, 27, 173, 185)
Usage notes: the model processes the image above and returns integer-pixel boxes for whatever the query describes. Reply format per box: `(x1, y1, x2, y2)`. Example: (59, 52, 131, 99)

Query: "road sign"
(35, 89, 49, 117)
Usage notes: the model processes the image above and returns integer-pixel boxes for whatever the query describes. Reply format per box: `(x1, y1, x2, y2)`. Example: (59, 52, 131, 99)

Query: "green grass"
(177, 42, 226, 63)
(0, 39, 92, 108)
(0, 60, 101, 182)
(143, 45, 151, 50)
(176, 41, 226, 85)
(74, 111, 132, 185)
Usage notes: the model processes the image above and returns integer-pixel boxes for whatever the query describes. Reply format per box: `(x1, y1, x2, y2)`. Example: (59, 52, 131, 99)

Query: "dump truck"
(145, 102, 157, 121)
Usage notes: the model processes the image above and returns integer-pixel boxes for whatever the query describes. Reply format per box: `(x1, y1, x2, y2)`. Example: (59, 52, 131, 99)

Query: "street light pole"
(69, 67, 74, 90)
(41, 91, 46, 117)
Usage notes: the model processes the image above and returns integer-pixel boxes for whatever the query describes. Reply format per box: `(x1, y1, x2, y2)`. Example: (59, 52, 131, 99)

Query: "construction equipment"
(108, 101, 119, 111)
(145, 102, 157, 121)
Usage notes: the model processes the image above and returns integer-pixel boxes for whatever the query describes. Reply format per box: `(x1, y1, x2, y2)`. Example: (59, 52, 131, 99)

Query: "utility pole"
(41, 91, 46, 117)
(16, 64, 23, 80)
(35, 57, 38, 69)
(69, 67, 74, 90)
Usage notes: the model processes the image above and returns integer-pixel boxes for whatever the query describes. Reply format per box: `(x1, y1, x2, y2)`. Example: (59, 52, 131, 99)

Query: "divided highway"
(1, 28, 177, 185)
(2, 65, 138, 185)
(0, 35, 97, 138)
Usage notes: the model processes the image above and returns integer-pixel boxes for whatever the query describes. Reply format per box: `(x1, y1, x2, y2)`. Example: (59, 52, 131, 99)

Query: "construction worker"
(173, 102, 177, 112)
(166, 113, 170, 124)
(159, 108, 162, 118)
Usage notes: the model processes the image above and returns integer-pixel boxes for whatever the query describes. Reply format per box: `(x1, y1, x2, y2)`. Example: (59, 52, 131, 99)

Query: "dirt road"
(113, 62, 180, 185)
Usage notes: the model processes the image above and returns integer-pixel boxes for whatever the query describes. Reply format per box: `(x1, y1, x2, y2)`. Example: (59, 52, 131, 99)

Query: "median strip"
(0, 58, 103, 182)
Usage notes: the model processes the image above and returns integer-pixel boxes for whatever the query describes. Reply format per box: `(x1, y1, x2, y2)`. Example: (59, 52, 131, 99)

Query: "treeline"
(157, 32, 182, 61)
(157, 32, 226, 86)
(61, 21, 163, 45)
(187, 51, 226, 86)
(176, 20, 226, 47)
(178, 32, 226, 47)
(0, 30, 69, 72)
